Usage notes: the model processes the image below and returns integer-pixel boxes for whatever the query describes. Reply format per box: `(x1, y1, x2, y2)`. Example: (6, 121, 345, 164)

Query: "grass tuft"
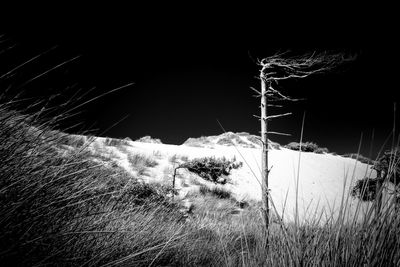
(199, 185, 232, 199)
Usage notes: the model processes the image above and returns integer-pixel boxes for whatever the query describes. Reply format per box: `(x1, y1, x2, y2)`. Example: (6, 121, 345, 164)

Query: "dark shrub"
(371, 149, 400, 184)
(285, 141, 329, 153)
(182, 157, 241, 184)
(351, 177, 382, 201)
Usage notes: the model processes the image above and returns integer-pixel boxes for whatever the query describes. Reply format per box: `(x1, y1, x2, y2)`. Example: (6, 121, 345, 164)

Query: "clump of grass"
(128, 153, 158, 176)
(128, 153, 158, 168)
(180, 155, 189, 162)
(105, 137, 131, 147)
(169, 154, 179, 163)
(199, 185, 232, 199)
(153, 150, 163, 159)
(169, 154, 190, 164)
(56, 131, 88, 148)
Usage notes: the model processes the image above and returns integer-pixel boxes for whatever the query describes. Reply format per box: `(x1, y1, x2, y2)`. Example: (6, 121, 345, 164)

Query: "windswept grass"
(2, 89, 400, 266)
(198, 184, 232, 199)
(0, 96, 186, 266)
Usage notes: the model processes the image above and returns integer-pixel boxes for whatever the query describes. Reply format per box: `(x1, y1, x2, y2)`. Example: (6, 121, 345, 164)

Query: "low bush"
(351, 177, 382, 201)
(285, 141, 329, 153)
(182, 156, 241, 184)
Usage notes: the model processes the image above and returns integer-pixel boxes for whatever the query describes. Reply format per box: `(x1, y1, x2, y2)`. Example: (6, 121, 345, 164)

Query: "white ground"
(86, 136, 380, 225)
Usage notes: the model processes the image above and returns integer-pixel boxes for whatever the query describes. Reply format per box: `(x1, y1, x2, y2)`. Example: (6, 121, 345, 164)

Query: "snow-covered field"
(83, 132, 380, 224)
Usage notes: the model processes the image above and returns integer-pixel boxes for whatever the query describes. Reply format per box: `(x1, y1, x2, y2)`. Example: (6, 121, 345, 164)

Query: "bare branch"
(267, 131, 292, 136)
(266, 112, 292, 120)
(265, 85, 305, 102)
(259, 51, 355, 82)
(249, 86, 261, 95)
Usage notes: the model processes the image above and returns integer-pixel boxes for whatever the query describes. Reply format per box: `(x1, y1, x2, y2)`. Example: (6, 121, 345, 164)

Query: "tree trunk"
(260, 74, 269, 230)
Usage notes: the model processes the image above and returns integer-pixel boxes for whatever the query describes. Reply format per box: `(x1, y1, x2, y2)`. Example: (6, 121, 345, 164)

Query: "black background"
(0, 6, 398, 157)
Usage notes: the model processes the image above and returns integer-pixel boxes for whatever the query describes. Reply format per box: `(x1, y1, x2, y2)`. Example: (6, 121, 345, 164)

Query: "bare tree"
(254, 51, 353, 231)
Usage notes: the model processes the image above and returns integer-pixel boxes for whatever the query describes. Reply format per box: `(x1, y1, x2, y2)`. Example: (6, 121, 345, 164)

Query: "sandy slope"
(86, 135, 378, 224)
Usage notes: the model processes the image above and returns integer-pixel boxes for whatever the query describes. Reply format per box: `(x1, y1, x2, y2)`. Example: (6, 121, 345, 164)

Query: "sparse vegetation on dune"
(183, 136, 213, 147)
(2, 93, 400, 266)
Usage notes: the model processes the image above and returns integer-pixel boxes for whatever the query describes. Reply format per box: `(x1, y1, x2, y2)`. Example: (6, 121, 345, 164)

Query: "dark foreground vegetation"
(1, 92, 400, 266)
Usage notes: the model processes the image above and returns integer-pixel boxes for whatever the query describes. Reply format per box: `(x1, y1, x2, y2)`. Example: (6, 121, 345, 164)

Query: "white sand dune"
(85, 133, 380, 224)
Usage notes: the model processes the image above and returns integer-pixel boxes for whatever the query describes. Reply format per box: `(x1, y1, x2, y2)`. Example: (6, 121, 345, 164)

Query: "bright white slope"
(84, 132, 378, 224)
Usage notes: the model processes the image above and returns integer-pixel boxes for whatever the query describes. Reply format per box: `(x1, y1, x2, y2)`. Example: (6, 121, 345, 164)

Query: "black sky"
(1, 9, 399, 157)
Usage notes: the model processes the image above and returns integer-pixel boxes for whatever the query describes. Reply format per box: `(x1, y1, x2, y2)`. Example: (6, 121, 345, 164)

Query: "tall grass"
(213, 112, 400, 266)
(0, 95, 190, 266)
(3, 94, 400, 266)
